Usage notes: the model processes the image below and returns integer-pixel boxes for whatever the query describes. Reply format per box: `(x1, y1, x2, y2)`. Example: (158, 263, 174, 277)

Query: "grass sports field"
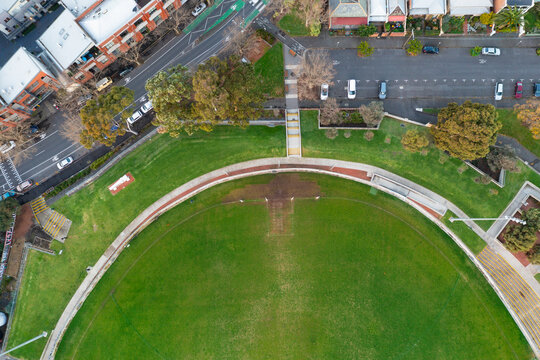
(56, 174, 532, 359)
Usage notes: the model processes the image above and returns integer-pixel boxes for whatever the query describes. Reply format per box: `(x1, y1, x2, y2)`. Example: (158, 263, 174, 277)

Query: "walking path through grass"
(8, 126, 284, 360)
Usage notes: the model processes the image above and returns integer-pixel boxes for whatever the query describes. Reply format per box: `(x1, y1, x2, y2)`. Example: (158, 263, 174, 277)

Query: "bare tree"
(296, 0, 325, 31)
(0, 122, 38, 164)
(298, 50, 335, 100)
(320, 98, 341, 126)
(118, 40, 146, 66)
(359, 101, 384, 127)
(223, 24, 253, 58)
(264, 0, 295, 17)
(160, 6, 192, 35)
(61, 114, 85, 144)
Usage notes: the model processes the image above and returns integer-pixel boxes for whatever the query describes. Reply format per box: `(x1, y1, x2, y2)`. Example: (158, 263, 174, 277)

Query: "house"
(369, 0, 388, 23)
(0, 0, 57, 40)
(449, 0, 493, 15)
(494, 0, 534, 13)
(329, 0, 369, 29)
(388, 0, 407, 22)
(39, 0, 184, 83)
(0, 47, 60, 129)
(408, 0, 446, 15)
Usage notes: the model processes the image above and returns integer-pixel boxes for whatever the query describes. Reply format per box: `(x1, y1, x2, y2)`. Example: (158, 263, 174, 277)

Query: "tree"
(0, 122, 38, 164)
(470, 46, 482, 56)
(56, 87, 93, 144)
(357, 41, 374, 57)
(359, 101, 384, 127)
(486, 147, 520, 173)
(527, 245, 540, 265)
(504, 224, 536, 252)
(401, 129, 429, 153)
(430, 101, 502, 160)
(160, 6, 192, 35)
(264, 0, 295, 18)
(298, 50, 335, 100)
(355, 24, 377, 37)
(118, 40, 146, 66)
(0, 198, 19, 231)
(79, 86, 134, 148)
(320, 98, 341, 126)
(406, 39, 422, 56)
(223, 24, 252, 58)
(192, 56, 263, 126)
(145, 65, 199, 136)
(494, 6, 525, 30)
(480, 12, 494, 25)
(514, 99, 540, 139)
(523, 208, 540, 233)
(296, 0, 324, 36)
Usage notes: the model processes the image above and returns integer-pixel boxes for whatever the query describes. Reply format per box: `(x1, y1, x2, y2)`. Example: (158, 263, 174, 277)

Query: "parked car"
(0, 141, 15, 154)
(119, 67, 134, 77)
(515, 81, 523, 99)
(320, 84, 329, 100)
(140, 100, 153, 113)
(422, 46, 439, 54)
(481, 47, 500, 56)
(535, 83, 540, 97)
(96, 77, 113, 91)
(347, 79, 356, 99)
(57, 156, 73, 170)
(16, 179, 33, 193)
(378, 81, 387, 100)
(127, 110, 143, 124)
(495, 82, 503, 101)
(192, 2, 206, 16)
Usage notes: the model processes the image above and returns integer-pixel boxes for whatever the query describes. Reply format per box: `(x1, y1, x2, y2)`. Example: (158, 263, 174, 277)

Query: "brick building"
(38, 0, 184, 83)
(0, 47, 60, 129)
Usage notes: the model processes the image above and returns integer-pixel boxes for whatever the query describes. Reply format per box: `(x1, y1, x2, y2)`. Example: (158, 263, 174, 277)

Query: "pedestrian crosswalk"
(30, 196, 48, 225)
(477, 246, 540, 354)
(286, 110, 301, 157)
(42, 211, 68, 240)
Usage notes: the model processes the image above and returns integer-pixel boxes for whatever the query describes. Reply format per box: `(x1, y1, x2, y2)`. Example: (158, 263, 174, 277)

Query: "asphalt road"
(2, 0, 264, 198)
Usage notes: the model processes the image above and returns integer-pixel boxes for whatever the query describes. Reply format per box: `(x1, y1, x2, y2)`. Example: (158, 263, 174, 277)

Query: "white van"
(347, 79, 356, 99)
(495, 82, 503, 101)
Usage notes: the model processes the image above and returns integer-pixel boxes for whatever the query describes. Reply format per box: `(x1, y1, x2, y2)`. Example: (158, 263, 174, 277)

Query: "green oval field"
(56, 174, 532, 359)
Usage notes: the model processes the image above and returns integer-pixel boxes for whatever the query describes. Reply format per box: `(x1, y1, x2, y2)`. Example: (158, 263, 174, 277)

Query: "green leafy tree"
(79, 86, 133, 148)
(357, 41, 374, 57)
(479, 12, 494, 25)
(514, 99, 540, 139)
(192, 56, 263, 126)
(401, 129, 429, 152)
(0, 198, 19, 231)
(406, 39, 422, 56)
(145, 65, 201, 136)
(355, 24, 377, 37)
(470, 46, 482, 56)
(495, 6, 525, 30)
(527, 245, 540, 264)
(430, 101, 502, 160)
(504, 225, 536, 252)
(523, 208, 540, 233)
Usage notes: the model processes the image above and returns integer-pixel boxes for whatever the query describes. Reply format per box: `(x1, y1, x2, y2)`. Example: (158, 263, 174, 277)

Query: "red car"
(515, 81, 523, 99)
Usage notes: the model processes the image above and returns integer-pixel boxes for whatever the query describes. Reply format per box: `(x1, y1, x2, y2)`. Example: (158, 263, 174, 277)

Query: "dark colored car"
(515, 81, 523, 99)
(422, 46, 439, 54)
(535, 83, 540, 97)
(119, 67, 134, 77)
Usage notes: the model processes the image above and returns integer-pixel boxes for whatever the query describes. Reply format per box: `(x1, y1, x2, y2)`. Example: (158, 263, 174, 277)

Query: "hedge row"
(45, 168, 91, 199)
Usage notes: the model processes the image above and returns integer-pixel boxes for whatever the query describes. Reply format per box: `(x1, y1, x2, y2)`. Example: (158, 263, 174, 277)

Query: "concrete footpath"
(40, 157, 540, 360)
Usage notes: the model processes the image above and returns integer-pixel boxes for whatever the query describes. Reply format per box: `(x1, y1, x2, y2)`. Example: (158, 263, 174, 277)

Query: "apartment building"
(0, 0, 57, 40)
(0, 47, 60, 129)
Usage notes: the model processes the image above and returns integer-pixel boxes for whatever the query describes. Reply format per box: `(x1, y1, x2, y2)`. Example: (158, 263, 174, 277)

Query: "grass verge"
(254, 43, 284, 98)
(278, 11, 310, 36)
(8, 125, 285, 359)
(301, 110, 540, 228)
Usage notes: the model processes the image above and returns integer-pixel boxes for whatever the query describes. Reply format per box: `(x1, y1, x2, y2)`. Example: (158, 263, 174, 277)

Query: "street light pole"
(449, 216, 526, 225)
(0, 331, 48, 356)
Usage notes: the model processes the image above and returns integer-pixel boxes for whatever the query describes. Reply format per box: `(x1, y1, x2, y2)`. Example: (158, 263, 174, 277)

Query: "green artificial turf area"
(55, 174, 531, 359)
(254, 43, 284, 98)
(301, 110, 540, 230)
(278, 11, 310, 36)
(8, 126, 285, 359)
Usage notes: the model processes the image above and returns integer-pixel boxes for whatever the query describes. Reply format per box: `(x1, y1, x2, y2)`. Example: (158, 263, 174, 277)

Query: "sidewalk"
(297, 29, 540, 50)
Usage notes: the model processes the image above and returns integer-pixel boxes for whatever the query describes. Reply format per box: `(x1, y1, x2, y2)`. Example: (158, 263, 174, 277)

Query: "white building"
(449, 0, 493, 15)
(0, 0, 57, 40)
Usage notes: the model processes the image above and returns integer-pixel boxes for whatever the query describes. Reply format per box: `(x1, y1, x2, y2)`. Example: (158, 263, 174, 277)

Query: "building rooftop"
(60, 0, 97, 17)
(369, 0, 387, 21)
(37, 9, 95, 70)
(506, 0, 533, 5)
(0, 48, 52, 104)
(77, 0, 139, 44)
(329, 0, 368, 17)
(409, 0, 446, 14)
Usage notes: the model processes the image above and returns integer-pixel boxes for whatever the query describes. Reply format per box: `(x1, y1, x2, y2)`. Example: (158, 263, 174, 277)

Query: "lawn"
(301, 110, 540, 230)
(8, 125, 285, 359)
(423, 108, 540, 158)
(278, 11, 310, 36)
(55, 174, 531, 359)
(254, 43, 284, 98)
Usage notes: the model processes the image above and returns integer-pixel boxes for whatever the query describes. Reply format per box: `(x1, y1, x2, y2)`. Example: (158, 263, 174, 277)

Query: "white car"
(0, 141, 15, 154)
(127, 110, 143, 124)
(140, 100, 153, 114)
(57, 156, 73, 170)
(16, 179, 33, 192)
(482, 47, 500, 56)
(320, 84, 329, 100)
(495, 82, 503, 101)
(347, 79, 356, 99)
(192, 2, 206, 16)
